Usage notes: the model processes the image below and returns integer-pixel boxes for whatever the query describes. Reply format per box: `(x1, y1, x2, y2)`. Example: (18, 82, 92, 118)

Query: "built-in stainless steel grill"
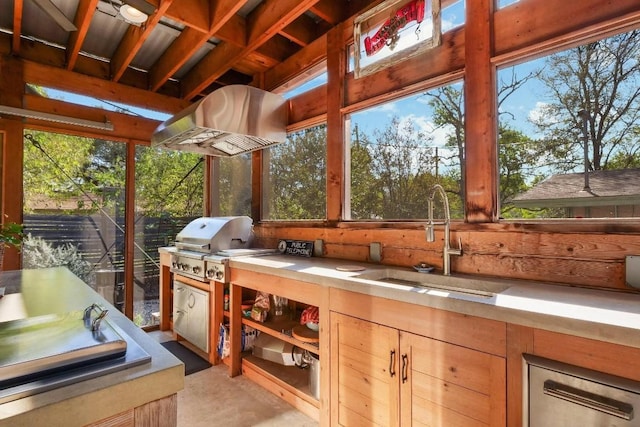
(170, 216, 274, 282)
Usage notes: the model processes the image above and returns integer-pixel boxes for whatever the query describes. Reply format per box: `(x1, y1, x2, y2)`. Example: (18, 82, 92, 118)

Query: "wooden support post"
(464, 0, 498, 222)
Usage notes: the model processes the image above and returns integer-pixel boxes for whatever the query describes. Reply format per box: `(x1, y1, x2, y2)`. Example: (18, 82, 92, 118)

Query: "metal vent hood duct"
(151, 85, 288, 157)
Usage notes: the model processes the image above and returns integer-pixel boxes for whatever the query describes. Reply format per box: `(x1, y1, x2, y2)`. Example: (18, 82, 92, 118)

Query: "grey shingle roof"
(512, 169, 640, 208)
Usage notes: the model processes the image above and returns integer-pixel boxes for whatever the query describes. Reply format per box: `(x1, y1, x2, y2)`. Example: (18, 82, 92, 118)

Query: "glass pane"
(498, 28, 640, 219)
(263, 124, 327, 220)
(134, 146, 204, 327)
(215, 154, 252, 216)
(22, 130, 126, 308)
(347, 82, 465, 220)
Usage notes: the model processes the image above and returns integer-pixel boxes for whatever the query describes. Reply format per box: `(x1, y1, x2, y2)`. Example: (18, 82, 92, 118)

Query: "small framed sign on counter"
(278, 240, 314, 257)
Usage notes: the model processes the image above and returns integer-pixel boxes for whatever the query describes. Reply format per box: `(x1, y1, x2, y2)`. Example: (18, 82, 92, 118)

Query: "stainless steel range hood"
(151, 85, 288, 157)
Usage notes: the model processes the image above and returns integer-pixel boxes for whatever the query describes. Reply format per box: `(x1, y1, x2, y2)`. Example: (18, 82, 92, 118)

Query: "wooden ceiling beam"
(310, 0, 343, 25)
(263, 33, 327, 92)
(279, 14, 319, 47)
(182, 0, 321, 100)
(165, 0, 209, 33)
(148, 0, 247, 92)
(111, 0, 175, 82)
(23, 94, 159, 142)
(66, 0, 99, 71)
(12, 0, 23, 55)
(22, 60, 190, 114)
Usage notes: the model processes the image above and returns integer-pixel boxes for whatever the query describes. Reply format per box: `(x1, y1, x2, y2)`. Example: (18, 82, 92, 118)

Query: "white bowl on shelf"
(306, 322, 319, 331)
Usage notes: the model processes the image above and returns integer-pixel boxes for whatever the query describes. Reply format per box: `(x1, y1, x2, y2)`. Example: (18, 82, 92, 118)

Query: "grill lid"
(175, 216, 254, 254)
(151, 85, 288, 157)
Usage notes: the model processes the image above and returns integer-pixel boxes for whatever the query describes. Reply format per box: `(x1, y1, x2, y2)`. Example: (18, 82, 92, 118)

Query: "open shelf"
(242, 354, 319, 420)
(241, 316, 319, 354)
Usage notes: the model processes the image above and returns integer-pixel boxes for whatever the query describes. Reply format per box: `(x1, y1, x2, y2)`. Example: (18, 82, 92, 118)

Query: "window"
(23, 129, 126, 309)
(498, 28, 640, 219)
(354, 0, 442, 78)
(213, 154, 252, 216)
(134, 146, 204, 326)
(347, 82, 465, 220)
(262, 124, 327, 220)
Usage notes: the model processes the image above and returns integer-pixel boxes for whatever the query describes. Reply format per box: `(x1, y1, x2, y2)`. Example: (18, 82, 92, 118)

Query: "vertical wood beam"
(251, 151, 263, 221)
(124, 141, 136, 319)
(326, 24, 346, 221)
(0, 56, 24, 270)
(464, 0, 498, 222)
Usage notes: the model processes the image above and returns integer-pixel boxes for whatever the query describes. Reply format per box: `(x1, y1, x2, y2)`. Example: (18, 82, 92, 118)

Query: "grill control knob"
(215, 270, 224, 280)
(206, 269, 215, 279)
(192, 266, 201, 274)
(181, 263, 188, 271)
(172, 261, 177, 268)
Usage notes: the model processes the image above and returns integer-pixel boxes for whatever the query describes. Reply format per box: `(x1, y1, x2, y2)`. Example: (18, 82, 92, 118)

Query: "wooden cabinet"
(228, 268, 328, 422)
(331, 312, 506, 426)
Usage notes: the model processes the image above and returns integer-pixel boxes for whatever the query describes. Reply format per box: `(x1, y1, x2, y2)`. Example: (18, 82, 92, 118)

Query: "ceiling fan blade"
(30, 0, 78, 32)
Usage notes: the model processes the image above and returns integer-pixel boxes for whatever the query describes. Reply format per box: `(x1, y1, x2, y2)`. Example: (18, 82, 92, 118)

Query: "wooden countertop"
(0, 267, 184, 427)
(228, 255, 640, 349)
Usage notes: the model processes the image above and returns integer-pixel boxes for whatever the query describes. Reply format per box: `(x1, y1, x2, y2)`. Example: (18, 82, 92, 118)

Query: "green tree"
(532, 29, 640, 172)
(24, 130, 103, 213)
(350, 125, 380, 219)
(365, 116, 437, 219)
(265, 125, 326, 219)
(135, 147, 204, 217)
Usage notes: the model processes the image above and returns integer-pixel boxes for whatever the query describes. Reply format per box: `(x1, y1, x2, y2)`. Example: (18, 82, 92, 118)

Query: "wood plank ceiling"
(3, 0, 374, 103)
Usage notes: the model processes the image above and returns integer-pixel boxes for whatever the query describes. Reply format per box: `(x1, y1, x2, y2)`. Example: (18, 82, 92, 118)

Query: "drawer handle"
(401, 354, 408, 383)
(543, 380, 634, 420)
(389, 350, 396, 378)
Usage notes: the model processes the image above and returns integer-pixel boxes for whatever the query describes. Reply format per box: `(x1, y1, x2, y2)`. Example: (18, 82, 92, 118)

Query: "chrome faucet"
(426, 184, 462, 275)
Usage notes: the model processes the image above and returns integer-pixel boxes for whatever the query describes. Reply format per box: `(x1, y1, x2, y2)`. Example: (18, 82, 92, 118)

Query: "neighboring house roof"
(512, 168, 640, 208)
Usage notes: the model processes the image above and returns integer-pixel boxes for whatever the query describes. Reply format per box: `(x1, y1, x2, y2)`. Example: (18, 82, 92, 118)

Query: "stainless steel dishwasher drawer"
(526, 355, 640, 426)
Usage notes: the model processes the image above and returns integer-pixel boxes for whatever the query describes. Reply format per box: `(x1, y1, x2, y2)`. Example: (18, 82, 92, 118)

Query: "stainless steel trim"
(175, 241, 210, 251)
(544, 380, 634, 420)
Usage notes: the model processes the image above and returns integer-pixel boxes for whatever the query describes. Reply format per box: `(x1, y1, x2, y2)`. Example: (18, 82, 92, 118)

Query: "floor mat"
(161, 341, 211, 375)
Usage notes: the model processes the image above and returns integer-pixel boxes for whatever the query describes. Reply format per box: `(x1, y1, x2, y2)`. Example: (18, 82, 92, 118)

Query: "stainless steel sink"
(355, 268, 511, 299)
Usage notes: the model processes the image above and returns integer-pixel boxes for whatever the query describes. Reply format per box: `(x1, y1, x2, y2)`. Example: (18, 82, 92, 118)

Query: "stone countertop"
(0, 267, 184, 427)
(229, 255, 640, 349)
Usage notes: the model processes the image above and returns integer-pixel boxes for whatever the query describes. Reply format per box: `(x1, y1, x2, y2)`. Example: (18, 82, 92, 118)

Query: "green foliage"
(135, 147, 204, 217)
(265, 125, 327, 219)
(22, 234, 94, 284)
(0, 222, 24, 249)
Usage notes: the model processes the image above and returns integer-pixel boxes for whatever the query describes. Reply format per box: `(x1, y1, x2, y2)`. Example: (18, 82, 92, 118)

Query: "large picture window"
(498, 28, 640, 219)
(347, 82, 464, 220)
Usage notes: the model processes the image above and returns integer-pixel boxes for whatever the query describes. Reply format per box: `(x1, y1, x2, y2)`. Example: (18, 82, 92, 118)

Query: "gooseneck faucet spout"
(426, 184, 462, 275)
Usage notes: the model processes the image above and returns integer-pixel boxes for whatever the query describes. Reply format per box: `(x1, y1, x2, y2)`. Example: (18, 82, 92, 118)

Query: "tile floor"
(149, 331, 318, 427)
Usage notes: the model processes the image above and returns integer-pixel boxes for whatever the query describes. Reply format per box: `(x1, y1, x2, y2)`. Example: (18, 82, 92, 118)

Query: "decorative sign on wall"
(278, 240, 314, 257)
(354, 0, 441, 79)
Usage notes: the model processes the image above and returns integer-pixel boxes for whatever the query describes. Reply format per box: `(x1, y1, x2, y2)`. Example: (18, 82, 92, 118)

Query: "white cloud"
(528, 101, 547, 122)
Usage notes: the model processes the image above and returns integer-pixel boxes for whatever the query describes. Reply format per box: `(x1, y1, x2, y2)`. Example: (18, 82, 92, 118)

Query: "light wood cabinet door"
(400, 332, 506, 426)
(331, 312, 401, 427)
(331, 312, 506, 427)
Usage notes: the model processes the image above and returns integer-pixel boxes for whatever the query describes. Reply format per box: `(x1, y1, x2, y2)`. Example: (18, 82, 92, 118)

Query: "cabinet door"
(400, 332, 506, 426)
(331, 312, 400, 427)
(187, 286, 209, 352)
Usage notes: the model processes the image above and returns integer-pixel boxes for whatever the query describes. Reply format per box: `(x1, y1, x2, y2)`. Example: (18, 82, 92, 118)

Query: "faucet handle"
(449, 237, 463, 256)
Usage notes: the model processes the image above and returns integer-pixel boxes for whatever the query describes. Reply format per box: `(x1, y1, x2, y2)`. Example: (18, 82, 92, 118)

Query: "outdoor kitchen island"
(0, 267, 183, 427)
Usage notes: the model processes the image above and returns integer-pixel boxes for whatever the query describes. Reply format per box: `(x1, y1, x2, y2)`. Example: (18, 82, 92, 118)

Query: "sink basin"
(355, 268, 510, 299)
